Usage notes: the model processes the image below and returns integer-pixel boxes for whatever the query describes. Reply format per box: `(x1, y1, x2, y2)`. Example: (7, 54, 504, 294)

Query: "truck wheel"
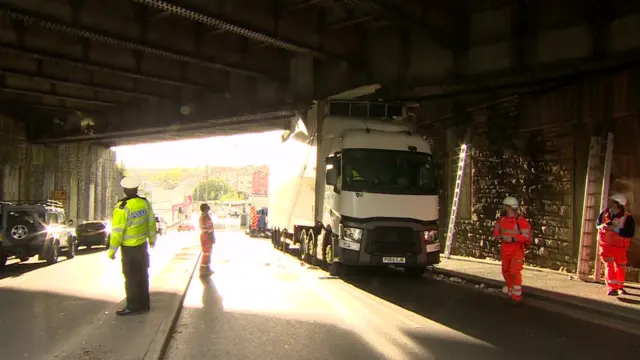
(300, 230, 310, 263)
(405, 267, 425, 277)
(46, 241, 60, 265)
(323, 241, 334, 270)
(307, 231, 320, 266)
(271, 229, 276, 247)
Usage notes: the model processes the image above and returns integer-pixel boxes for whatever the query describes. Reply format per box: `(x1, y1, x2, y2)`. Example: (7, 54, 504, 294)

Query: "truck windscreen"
(341, 149, 438, 195)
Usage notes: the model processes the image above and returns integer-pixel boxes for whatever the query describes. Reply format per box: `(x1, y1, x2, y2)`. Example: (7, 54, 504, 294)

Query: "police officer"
(109, 176, 157, 316)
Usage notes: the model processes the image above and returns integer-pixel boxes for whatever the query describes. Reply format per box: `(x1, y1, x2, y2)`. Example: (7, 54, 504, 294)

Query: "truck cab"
(269, 100, 441, 277)
(322, 129, 440, 275)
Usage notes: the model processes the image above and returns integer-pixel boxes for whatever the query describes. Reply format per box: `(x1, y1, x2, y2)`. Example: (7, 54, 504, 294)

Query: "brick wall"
(451, 98, 576, 271)
(420, 95, 578, 271)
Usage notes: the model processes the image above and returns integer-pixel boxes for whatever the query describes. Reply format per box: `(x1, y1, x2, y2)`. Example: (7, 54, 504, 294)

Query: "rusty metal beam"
(0, 86, 119, 107)
(130, 0, 343, 61)
(33, 108, 297, 145)
(0, 68, 162, 100)
(0, 98, 100, 114)
(0, 6, 278, 80)
(0, 44, 213, 90)
(572, 0, 615, 60)
(327, 15, 376, 30)
(344, 0, 456, 52)
(286, 0, 325, 12)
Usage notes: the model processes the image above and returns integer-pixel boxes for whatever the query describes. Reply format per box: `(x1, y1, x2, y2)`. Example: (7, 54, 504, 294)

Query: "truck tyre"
(405, 267, 425, 277)
(271, 229, 277, 247)
(300, 230, 311, 263)
(46, 241, 60, 265)
(323, 233, 335, 270)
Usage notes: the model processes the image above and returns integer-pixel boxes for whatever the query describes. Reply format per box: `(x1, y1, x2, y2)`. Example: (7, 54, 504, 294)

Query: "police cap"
(120, 176, 141, 189)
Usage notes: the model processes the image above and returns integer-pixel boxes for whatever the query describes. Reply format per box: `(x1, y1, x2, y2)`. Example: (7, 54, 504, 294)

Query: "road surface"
(165, 232, 640, 360)
(0, 230, 193, 360)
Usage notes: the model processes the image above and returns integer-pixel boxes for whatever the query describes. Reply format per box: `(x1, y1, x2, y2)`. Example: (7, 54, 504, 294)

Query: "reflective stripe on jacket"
(199, 213, 214, 233)
(111, 197, 157, 250)
(597, 210, 633, 248)
(493, 216, 532, 245)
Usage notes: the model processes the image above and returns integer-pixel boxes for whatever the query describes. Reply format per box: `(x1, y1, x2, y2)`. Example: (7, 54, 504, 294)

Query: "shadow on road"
(0, 260, 48, 279)
(0, 286, 119, 359)
(166, 275, 407, 360)
(343, 272, 640, 359)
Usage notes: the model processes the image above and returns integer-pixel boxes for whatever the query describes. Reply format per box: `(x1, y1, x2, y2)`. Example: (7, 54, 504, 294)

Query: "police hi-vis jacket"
(110, 196, 157, 254)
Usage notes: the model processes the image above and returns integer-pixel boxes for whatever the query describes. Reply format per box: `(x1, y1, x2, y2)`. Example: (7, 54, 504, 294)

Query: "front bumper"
(336, 219, 440, 267)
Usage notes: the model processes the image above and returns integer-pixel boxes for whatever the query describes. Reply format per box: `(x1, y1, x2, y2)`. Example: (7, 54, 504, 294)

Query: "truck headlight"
(343, 227, 363, 242)
(423, 230, 438, 243)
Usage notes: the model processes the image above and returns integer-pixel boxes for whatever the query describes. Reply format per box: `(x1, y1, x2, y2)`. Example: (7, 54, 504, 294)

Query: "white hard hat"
(120, 176, 141, 189)
(610, 193, 627, 207)
(503, 196, 519, 208)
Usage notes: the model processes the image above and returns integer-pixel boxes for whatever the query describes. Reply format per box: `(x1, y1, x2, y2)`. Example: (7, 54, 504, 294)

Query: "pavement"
(0, 230, 199, 360)
(430, 255, 640, 333)
(164, 233, 640, 360)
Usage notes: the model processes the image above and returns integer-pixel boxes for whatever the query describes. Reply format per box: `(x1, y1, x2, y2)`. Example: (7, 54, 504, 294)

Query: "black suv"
(0, 200, 76, 269)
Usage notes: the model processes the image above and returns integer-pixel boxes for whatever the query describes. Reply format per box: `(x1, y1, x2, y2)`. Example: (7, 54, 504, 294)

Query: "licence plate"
(426, 243, 440, 252)
(382, 257, 406, 264)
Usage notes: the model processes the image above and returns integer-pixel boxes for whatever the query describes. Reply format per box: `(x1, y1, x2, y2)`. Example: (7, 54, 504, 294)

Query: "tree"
(193, 178, 231, 201)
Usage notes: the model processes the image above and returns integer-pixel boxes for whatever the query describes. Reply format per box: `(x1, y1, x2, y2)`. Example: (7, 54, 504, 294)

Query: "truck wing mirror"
(326, 168, 339, 186)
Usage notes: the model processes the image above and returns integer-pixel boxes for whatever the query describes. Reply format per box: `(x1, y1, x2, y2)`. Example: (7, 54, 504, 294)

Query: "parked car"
(76, 221, 111, 250)
(155, 216, 167, 235)
(0, 200, 76, 269)
(177, 221, 196, 232)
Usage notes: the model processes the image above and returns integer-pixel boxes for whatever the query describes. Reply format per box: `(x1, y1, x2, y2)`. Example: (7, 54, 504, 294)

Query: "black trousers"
(121, 243, 150, 311)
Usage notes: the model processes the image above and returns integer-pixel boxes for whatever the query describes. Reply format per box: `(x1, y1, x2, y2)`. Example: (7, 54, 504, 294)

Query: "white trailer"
(268, 100, 440, 276)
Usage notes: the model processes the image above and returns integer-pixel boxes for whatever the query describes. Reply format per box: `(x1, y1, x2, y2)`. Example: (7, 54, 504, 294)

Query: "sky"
(112, 130, 283, 169)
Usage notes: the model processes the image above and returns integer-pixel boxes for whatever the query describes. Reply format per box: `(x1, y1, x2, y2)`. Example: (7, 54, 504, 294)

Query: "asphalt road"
(0, 230, 193, 360)
(165, 232, 640, 360)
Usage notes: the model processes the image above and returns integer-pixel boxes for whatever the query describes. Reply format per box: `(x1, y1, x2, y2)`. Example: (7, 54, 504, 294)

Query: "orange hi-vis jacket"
(199, 213, 214, 237)
(493, 216, 532, 247)
(597, 210, 633, 249)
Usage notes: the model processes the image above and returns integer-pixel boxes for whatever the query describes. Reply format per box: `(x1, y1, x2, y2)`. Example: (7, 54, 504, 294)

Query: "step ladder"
(577, 133, 614, 281)
(444, 144, 468, 258)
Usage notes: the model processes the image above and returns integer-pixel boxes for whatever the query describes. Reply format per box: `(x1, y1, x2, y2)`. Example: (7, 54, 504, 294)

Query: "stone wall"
(0, 115, 121, 223)
(420, 65, 640, 277)
(427, 97, 577, 271)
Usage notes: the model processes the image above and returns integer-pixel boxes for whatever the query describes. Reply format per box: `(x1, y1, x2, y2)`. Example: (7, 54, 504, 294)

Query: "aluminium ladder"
(444, 144, 468, 258)
(577, 133, 614, 281)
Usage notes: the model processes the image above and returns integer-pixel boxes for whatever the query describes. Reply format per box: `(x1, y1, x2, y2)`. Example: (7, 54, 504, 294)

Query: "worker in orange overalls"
(596, 193, 635, 296)
(199, 203, 215, 276)
(493, 196, 532, 306)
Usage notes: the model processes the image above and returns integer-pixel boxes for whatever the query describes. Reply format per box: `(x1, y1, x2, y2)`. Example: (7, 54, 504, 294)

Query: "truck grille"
(369, 226, 420, 255)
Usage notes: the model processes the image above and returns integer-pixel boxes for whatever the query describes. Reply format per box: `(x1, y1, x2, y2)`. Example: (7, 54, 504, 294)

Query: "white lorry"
(268, 100, 441, 276)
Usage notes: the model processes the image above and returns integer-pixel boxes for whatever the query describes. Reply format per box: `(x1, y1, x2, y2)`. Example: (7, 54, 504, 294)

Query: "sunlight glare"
(112, 131, 283, 169)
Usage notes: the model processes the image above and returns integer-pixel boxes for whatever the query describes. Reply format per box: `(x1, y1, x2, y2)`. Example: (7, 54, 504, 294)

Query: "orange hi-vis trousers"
(501, 243, 525, 301)
(200, 233, 213, 268)
(599, 244, 627, 291)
